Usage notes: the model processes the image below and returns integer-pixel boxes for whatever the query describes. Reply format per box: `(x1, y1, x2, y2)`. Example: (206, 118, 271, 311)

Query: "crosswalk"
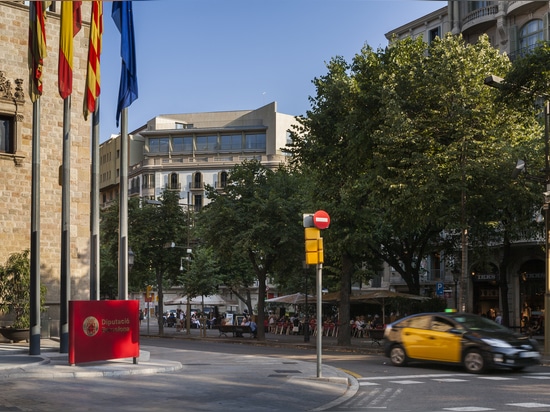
(333, 373, 550, 411)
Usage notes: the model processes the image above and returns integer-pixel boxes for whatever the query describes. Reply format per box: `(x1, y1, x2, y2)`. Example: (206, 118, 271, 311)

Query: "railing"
(463, 5, 499, 25)
(164, 183, 181, 191)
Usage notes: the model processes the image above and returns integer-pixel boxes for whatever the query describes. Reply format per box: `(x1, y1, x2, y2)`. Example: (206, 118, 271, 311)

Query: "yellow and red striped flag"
(28, 2, 50, 102)
(58, 1, 82, 99)
(84, 1, 103, 120)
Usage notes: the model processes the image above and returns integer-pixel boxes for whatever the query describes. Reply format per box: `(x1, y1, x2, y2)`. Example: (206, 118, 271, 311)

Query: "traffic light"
(305, 227, 323, 265)
(146, 285, 152, 300)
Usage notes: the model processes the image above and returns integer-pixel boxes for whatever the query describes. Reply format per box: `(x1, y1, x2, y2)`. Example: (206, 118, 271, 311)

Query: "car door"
(400, 315, 434, 360)
(422, 316, 462, 363)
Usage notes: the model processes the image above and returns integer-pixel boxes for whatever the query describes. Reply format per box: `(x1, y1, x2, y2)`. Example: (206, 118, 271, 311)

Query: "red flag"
(58, 1, 82, 99)
(28, 2, 49, 102)
(84, 1, 103, 120)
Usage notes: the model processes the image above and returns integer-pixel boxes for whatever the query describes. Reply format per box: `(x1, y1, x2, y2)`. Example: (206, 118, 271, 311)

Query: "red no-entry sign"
(313, 210, 330, 230)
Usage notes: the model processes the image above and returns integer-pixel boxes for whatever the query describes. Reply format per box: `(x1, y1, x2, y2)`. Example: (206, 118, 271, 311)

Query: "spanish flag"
(28, 2, 50, 102)
(84, 2, 103, 120)
(58, 1, 82, 99)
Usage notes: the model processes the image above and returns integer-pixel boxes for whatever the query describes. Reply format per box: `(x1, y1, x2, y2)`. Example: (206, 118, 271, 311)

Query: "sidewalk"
(0, 326, 361, 411)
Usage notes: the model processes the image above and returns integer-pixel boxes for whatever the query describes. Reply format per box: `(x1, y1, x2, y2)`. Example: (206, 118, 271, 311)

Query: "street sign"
(436, 282, 444, 296)
(313, 210, 330, 230)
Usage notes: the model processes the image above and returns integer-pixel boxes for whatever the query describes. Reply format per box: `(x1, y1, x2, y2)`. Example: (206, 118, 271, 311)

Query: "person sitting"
(371, 314, 383, 329)
(243, 316, 258, 338)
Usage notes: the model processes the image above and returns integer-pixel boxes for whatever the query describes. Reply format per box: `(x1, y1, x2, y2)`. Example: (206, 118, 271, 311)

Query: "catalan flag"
(58, 1, 82, 99)
(28, 2, 49, 102)
(84, 2, 103, 120)
(112, 1, 138, 127)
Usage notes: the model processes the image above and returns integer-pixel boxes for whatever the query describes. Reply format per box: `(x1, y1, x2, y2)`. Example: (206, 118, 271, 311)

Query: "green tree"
(196, 160, 306, 340)
(288, 33, 539, 343)
(100, 191, 189, 335)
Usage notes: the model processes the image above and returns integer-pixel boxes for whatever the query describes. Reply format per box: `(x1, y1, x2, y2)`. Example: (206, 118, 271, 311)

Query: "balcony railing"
(463, 5, 499, 25)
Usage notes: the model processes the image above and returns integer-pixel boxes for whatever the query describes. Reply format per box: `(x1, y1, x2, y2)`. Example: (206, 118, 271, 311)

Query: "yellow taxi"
(383, 312, 540, 373)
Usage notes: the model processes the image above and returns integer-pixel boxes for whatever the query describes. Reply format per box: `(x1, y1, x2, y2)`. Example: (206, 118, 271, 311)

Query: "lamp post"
(485, 75, 550, 355)
(452, 269, 460, 310)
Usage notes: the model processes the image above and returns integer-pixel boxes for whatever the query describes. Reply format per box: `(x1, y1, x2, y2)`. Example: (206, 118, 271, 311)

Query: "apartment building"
(382, 1, 549, 326)
(99, 102, 297, 314)
(100, 102, 297, 211)
(0, 2, 94, 335)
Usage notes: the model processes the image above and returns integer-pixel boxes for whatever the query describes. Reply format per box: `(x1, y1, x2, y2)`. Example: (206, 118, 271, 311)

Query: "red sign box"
(69, 300, 139, 365)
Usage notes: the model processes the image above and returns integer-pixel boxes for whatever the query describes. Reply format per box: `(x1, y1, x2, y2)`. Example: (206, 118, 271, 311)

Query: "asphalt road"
(144, 336, 550, 412)
(0, 334, 548, 412)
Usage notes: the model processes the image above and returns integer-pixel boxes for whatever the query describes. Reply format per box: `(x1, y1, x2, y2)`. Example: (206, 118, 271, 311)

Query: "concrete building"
(382, 1, 549, 328)
(0, 2, 94, 335)
(99, 102, 298, 313)
(100, 102, 296, 211)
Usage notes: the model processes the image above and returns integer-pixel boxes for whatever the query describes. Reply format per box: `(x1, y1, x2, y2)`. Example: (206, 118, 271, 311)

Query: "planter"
(0, 327, 29, 343)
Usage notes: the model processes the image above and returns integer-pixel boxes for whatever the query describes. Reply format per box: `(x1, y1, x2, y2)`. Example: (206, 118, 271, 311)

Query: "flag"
(28, 2, 49, 102)
(58, 1, 82, 99)
(112, 1, 138, 127)
(84, 1, 103, 120)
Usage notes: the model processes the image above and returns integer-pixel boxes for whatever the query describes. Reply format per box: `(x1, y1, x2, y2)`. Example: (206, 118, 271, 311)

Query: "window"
(468, 1, 490, 12)
(192, 172, 202, 189)
(149, 137, 169, 153)
(173, 137, 193, 152)
(220, 171, 228, 188)
(0, 115, 13, 153)
(429, 27, 441, 44)
(220, 134, 242, 151)
(169, 173, 179, 190)
(244, 133, 266, 151)
(196, 135, 217, 151)
(520, 20, 543, 55)
(194, 194, 203, 211)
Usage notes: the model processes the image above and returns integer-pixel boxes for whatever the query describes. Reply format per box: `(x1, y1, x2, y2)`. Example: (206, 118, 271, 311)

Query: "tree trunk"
(337, 253, 353, 346)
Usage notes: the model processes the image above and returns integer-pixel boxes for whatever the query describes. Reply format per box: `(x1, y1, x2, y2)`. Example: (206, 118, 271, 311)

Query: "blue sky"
(99, 0, 446, 141)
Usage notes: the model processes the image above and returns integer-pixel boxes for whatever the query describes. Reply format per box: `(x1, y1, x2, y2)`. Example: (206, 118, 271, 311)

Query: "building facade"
(0, 2, 94, 335)
(383, 1, 549, 327)
(99, 102, 297, 313)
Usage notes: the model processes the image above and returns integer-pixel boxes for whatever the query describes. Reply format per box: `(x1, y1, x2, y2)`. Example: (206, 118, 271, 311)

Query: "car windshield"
(452, 314, 508, 332)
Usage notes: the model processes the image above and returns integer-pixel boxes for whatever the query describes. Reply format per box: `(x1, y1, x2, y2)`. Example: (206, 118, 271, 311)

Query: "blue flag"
(112, 1, 138, 127)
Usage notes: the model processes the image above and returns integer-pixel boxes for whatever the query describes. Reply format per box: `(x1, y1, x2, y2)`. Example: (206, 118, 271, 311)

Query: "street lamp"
(452, 269, 460, 310)
(485, 75, 550, 356)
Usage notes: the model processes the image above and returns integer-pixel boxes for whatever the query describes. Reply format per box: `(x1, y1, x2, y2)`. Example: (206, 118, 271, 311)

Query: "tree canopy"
(288, 33, 541, 343)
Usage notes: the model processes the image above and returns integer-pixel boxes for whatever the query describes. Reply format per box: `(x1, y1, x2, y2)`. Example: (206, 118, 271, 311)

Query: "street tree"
(288, 33, 540, 342)
(100, 190, 189, 335)
(196, 160, 306, 340)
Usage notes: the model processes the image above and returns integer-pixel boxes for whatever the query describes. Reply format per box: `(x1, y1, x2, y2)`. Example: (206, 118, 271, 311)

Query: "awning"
(165, 294, 227, 306)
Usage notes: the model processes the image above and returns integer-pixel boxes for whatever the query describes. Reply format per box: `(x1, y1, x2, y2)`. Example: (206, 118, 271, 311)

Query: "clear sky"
(99, 0, 447, 141)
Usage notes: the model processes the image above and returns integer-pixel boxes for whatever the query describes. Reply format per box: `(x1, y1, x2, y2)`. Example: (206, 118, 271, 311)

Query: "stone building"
(0, 2, 93, 336)
(383, 1, 550, 327)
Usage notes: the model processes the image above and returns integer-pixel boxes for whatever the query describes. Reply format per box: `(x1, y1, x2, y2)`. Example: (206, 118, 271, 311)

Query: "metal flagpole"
(118, 107, 129, 300)
(60, 97, 71, 353)
(29, 100, 41, 355)
(90, 102, 100, 300)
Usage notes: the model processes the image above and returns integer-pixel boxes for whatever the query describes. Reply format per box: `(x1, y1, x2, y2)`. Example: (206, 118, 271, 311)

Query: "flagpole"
(30, 100, 41, 356)
(90, 101, 100, 300)
(60, 96, 71, 354)
(118, 107, 129, 300)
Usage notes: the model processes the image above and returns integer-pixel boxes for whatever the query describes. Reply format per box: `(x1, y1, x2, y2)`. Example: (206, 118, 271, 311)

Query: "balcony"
(461, 4, 499, 33)
(189, 182, 204, 191)
(164, 183, 181, 191)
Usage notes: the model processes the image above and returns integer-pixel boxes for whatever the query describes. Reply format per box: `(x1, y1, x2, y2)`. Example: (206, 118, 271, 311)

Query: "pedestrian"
(494, 311, 502, 325)
(371, 314, 382, 329)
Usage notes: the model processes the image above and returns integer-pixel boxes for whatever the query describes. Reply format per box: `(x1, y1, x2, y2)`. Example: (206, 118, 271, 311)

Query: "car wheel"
(389, 345, 408, 367)
(463, 349, 485, 373)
